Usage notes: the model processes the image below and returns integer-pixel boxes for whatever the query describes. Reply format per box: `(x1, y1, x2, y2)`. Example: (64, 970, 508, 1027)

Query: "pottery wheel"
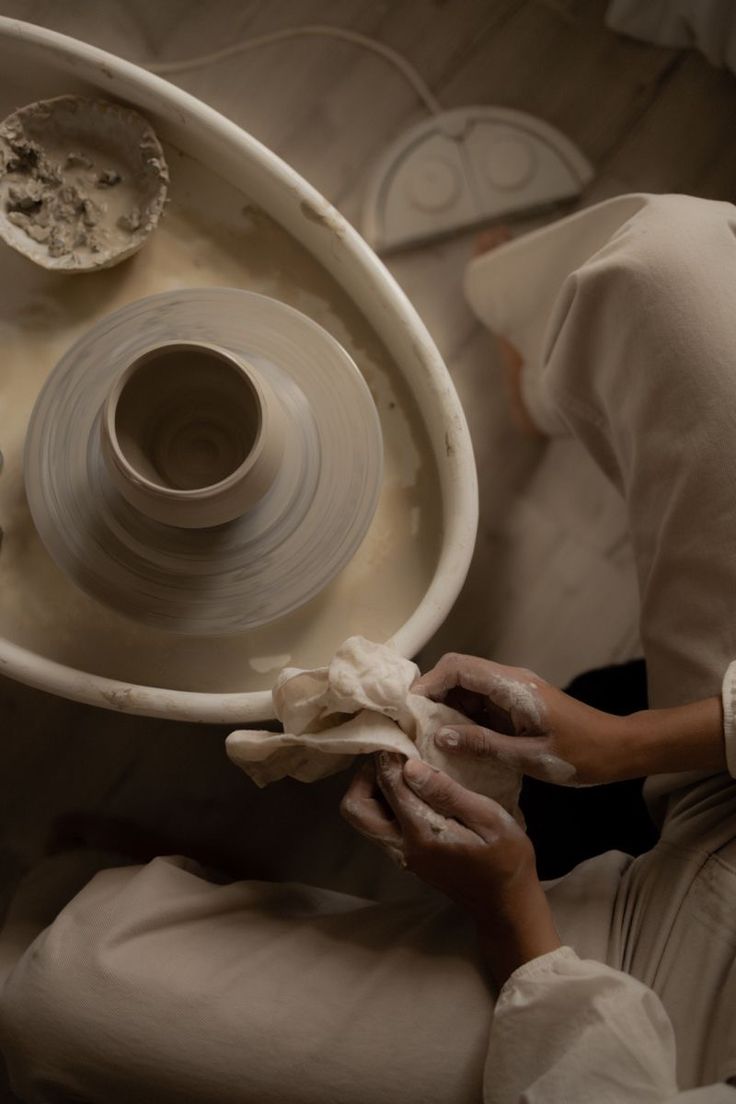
(24, 288, 383, 635)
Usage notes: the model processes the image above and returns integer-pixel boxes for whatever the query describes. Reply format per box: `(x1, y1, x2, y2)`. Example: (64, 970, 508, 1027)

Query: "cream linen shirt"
(483, 659, 736, 1103)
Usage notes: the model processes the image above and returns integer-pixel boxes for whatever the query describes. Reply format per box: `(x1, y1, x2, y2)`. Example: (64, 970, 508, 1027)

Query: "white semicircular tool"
(362, 106, 594, 253)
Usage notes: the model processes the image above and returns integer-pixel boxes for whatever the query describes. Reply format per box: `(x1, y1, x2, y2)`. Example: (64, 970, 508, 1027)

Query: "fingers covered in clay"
(411, 653, 544, 735)
(340, 760, 406, 864)
(435, 724, 545, 770)
(435, 723, 501, 756)
(412, 652, 494, 700)
(402, 757, 512, 842)
(374, 752, 454, 841)
(433, 724, 579, 784)
(412, 651, 525, 698)
(342, 752, 544, 943)
(375, 754, 538, 920)
(374, 752, 507, 845)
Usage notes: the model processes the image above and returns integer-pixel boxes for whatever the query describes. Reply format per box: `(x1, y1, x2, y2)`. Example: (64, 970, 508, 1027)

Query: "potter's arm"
(411, 652, 730, 787)
(341, 751, 562, 991)
(401, 653, 736, 1102)
(341, 743, 736, 1104)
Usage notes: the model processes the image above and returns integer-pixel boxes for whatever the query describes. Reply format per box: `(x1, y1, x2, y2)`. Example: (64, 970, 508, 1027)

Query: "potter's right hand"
(340, 752, 561, 987)
(412, 652, 633, 787)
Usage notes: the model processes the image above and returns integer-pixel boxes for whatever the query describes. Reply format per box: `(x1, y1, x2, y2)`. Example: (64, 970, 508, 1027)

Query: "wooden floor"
(2, 3, 736, 1094)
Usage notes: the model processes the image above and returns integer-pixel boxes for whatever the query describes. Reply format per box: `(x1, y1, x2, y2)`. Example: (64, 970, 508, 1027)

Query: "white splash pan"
(0, 17, 478, 723)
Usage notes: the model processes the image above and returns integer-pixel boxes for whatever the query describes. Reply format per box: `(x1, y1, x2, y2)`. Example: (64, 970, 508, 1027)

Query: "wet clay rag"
(226, 636, 522, 818)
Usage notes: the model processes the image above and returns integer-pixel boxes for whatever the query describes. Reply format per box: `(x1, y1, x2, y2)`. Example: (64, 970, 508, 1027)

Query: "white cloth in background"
(606, 0, 736, 76)
(225, 635, 521, 817)
(4, 194, 736, 1103)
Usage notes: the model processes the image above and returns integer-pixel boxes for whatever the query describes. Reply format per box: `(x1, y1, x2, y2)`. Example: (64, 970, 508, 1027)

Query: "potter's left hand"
(413, 651, 632, 786)
(414, 652, 728, 785)
(341, 753, 560, 985)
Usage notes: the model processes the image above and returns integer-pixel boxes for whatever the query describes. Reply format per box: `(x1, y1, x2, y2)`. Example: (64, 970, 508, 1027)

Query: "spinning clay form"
(24, 288, 384, 634)
(100, 342, 287, 529)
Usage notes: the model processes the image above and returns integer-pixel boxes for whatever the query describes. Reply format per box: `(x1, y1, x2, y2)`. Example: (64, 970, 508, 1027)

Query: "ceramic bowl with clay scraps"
(0, 94, 168, 272)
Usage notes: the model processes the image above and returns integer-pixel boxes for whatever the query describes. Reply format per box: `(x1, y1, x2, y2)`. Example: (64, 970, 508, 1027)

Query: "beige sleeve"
(484, 946, 735, 1104)
(721, 660, 736, 779)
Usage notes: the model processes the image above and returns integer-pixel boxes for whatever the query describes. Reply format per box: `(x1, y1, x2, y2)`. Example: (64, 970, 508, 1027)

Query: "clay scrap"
(0, 95, 168, 271)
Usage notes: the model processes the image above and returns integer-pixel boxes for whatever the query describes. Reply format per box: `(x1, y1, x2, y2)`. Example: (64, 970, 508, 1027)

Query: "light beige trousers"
(2, 194, 736, 1102)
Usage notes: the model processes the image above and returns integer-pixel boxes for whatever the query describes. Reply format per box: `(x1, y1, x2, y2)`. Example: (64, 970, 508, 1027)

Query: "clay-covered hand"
(412, 652, 633, 786)
(341, 752, 560, 985)
(341, 752, 534, 907)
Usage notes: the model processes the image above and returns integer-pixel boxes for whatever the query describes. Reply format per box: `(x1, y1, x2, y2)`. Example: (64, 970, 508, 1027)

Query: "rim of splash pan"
(0, 17, 479, 723)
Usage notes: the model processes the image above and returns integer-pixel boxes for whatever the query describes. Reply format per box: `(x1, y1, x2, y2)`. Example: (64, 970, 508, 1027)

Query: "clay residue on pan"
(0, 96, 168, 271)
